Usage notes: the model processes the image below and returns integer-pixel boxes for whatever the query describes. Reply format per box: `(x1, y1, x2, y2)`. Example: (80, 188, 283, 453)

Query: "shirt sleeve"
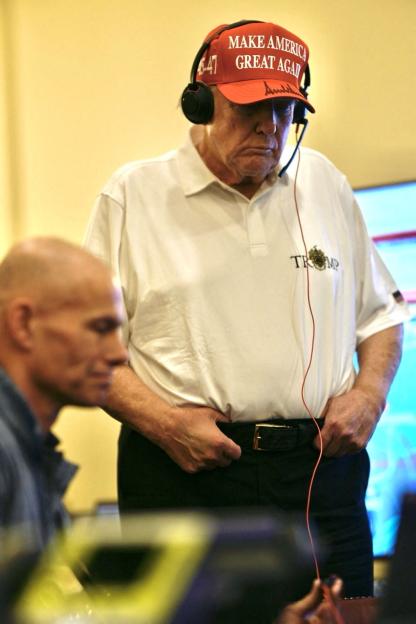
(84, 192, 130, 345)
(341, 181, 412, 345)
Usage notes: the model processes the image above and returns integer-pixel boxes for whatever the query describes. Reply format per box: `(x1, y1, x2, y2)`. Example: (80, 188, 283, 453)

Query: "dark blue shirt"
(0, 367, 77, 552)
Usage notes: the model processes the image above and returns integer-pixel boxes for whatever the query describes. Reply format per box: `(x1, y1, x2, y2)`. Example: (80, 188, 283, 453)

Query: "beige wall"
(0, 1, 13, 256)
(1, 0, 415, 513)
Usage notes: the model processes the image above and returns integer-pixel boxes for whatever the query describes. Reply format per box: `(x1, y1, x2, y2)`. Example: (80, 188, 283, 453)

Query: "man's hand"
(315, 388, 380, 457)
(315, 325, 404, 457)
(101, 365, 241, 473)
(276, 578, 343, 624)
(155, 405, 242, 473)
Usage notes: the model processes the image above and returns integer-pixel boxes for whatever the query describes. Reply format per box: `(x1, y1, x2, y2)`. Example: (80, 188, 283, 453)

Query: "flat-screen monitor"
(378, 493, 416, 623)
(354, 180, 416, 557)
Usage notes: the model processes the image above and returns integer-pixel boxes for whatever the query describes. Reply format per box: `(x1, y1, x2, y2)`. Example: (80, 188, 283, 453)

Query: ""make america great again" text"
(228, 34, 307, 61)
(198, 33, 307, 79)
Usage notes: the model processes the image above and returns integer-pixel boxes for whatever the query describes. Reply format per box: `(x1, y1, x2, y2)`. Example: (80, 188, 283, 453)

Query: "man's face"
(30, 279, 127, 409)
(199, 89, 295, 188)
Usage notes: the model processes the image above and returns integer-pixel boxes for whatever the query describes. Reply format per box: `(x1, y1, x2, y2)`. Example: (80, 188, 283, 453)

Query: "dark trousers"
(118, 421, 373, 598)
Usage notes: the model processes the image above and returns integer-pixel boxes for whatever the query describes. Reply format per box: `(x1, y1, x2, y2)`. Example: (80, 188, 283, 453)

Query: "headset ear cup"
(293, 82, 309, 125)
(181, 81, 214, 124)
(293, 101, 306, 125)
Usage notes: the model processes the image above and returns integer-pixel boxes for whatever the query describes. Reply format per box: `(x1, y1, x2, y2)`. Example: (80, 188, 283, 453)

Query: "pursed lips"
(241, 146, 277, 156)
(243, 141, 277, 151)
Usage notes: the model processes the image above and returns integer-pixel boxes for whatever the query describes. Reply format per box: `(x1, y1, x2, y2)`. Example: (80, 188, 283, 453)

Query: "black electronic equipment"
(15, 510, 320, 624)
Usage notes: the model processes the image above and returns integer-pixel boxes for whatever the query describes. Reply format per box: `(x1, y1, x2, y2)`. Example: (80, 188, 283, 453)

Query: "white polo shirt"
(85, 129, 409, 422)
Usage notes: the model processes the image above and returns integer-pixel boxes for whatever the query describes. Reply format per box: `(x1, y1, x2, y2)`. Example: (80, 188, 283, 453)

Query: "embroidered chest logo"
(290, 246, 340, 271)
(308, 246, 326, 270)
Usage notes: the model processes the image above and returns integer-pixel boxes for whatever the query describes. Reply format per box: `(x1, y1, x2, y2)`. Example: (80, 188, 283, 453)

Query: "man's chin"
(236, 160, 278, 182)
(70, 388, 110, 408)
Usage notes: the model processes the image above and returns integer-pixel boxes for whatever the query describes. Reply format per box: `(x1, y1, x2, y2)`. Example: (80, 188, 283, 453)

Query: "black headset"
(181, 20, 311, 126)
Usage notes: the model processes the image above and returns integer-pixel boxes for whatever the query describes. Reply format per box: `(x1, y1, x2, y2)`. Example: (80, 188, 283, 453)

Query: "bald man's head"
(0, 237, 127, 429)
(0, 237, 114, 313)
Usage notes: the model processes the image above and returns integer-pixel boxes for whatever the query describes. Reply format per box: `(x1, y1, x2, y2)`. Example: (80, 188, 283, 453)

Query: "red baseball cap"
(197, 21, 315, 113)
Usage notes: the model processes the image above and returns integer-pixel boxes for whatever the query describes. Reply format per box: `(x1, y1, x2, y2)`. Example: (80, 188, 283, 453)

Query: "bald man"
(0, 237, 127, 551)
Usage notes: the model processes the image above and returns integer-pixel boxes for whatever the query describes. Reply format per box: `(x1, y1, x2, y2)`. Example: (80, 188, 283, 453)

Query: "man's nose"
(106, 333, 128, 367)
(255, 102, 278, 135)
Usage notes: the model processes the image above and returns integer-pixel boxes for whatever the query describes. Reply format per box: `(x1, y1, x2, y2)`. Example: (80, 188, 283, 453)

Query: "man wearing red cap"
(85, 20, 408, 598)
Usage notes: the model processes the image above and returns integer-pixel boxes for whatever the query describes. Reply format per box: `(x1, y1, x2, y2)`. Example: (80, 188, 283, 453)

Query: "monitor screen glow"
(354, 181, 416, 557)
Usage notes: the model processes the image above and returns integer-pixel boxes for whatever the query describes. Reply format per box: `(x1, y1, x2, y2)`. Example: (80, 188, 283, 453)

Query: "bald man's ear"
(4, 298, 36, 351)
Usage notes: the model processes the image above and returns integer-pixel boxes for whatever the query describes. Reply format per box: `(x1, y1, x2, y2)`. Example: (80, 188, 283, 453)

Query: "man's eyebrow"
(88, 316, 121, 328)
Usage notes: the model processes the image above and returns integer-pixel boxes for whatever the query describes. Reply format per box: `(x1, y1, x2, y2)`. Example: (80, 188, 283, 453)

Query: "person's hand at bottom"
(275, 577, 343, 624)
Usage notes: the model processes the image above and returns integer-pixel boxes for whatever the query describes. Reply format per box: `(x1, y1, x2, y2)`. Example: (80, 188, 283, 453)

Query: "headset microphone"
(278, 119, 309, 178)
(278, 63, 311, 177)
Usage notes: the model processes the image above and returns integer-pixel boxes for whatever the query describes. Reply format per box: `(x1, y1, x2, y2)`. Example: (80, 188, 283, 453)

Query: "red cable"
(292, 138, 345, 623)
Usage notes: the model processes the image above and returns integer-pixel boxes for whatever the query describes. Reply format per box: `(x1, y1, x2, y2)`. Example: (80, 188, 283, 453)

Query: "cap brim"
(217, 80, 315, 113)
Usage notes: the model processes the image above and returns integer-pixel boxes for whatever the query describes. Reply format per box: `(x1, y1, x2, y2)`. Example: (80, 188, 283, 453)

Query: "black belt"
(218, 418, 324, 452)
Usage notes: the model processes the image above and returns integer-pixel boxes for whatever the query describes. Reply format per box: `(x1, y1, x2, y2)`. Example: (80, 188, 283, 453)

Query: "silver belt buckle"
(252, 423, 293, 451)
